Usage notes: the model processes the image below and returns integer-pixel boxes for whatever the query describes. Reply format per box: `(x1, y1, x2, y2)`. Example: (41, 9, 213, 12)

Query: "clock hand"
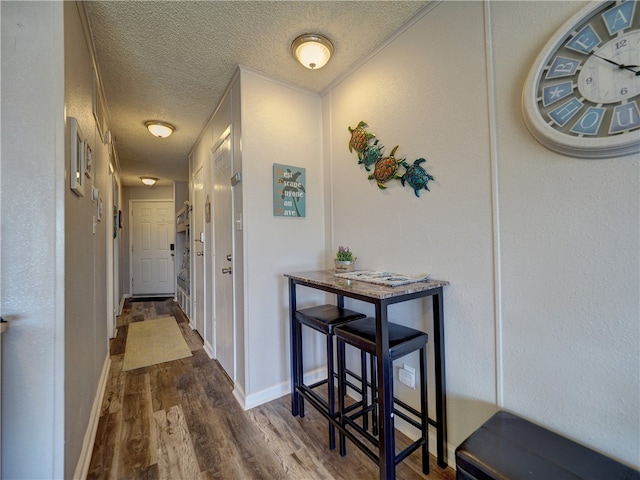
(590, 52, 640, 75)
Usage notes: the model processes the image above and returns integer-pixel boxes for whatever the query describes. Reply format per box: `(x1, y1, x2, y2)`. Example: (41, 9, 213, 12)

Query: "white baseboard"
(242, 367, 325, 411)
(243, 381, 287, 410)
(203, 340, 214, 359)
(73, 354, 111, 480)
(237, 367, 458, 467)
(118, 294, 130, 315)
(232, 383, 247, 409)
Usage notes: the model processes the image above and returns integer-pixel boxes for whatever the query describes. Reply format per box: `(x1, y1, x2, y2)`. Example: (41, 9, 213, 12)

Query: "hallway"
(87, 298, 455, 479)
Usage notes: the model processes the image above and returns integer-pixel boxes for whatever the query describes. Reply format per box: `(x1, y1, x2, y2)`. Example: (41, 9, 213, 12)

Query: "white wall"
(491, 1, 639, 465)
(64, 3, 112, 476)
(324, 0, 497, 456)
(323, 0, 639, 467)
(188, 68, 327, 406)
(240, 69, 327, 406)
(1, 2, 66, 478)
(1, 2, 121, 476)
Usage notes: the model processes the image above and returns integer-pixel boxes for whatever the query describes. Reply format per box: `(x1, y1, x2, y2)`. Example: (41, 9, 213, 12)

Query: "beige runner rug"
(123, 316, 192, 371)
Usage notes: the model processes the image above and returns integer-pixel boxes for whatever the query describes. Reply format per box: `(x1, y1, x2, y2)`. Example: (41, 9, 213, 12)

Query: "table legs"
(375, 303, 395, 480)
(289, 278, 300, 416)
(433, 290, 448, 468)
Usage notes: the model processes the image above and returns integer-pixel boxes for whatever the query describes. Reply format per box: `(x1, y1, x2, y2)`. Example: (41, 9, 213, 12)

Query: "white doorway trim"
(128, 199, 176, 296)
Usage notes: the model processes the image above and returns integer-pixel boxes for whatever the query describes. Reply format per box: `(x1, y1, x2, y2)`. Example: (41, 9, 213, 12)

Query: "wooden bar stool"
(295, 304, 366, 450)
(335, 317, 429, 475)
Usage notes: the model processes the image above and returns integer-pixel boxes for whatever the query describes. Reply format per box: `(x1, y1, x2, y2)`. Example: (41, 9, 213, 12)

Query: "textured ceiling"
(84, 1, 431, 186)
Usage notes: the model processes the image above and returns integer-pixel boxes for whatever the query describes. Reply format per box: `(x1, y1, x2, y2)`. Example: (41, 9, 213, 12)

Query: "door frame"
(106, 165, 116, 338)
(128, 198, 176, 296)
(192, 167, 206, 339)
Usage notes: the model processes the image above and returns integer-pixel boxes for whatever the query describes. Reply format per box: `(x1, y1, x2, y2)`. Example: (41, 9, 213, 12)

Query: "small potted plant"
(335, 246, 357, 272)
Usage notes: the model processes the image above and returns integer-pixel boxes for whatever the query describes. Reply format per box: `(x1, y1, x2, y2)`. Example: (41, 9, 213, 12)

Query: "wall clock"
(522, 1, 640, 158)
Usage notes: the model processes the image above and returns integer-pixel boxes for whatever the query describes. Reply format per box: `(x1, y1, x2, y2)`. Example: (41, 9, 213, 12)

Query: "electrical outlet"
(403, 363, 415, 375)
(399, 366, 415, 389)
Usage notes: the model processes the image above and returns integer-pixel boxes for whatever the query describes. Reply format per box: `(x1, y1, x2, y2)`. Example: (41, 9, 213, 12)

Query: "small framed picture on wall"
(273, 163, 306, 217)
(97, 196, 103, 222)
(84, 141, 92, 179)
(69, 117, 85, 197)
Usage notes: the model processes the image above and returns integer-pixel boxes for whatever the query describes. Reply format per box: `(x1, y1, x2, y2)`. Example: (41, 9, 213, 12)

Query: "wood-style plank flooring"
(88, 298, 456, 479)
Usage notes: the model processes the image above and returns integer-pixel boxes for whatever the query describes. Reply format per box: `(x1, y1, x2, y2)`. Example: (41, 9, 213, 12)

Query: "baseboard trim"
(243, 382, 286, 410)
(118, 294, 130, 315)
(221, 367, 458, 467)
(232, 383, 247, 409)
(242, 367, 325, 411)
(73, 354, 111, 480)
(203, 340, 214, 359)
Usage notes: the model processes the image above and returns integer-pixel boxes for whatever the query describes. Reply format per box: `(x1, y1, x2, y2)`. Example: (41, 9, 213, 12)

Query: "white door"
(131, 200, 175, 295)
(193, 168, 205, 336)
(212, 132, 234, 379)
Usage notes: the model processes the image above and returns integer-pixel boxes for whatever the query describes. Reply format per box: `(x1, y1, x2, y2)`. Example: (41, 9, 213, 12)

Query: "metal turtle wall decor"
(347, 120, 434, 197)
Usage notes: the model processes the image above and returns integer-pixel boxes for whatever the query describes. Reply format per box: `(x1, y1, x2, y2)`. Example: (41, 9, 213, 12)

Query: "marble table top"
(284, 270, 449, 300)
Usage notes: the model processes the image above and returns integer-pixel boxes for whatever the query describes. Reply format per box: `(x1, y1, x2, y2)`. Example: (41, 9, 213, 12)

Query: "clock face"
(523, 1, 640, 158)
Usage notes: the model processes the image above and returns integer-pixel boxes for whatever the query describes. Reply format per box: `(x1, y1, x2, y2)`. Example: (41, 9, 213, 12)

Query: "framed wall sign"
(273, 163, 306, 217)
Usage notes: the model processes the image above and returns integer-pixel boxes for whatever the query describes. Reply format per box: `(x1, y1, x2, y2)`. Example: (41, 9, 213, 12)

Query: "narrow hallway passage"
(87, 298, 455, 479)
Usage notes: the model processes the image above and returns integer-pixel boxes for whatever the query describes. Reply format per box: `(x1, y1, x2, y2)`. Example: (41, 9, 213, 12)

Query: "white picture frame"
(69, 117, 85, 197)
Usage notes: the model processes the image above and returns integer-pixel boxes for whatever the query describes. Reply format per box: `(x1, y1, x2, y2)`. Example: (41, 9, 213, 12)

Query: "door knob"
(222, 267, 232, 274)
(196, 251, 204, 256)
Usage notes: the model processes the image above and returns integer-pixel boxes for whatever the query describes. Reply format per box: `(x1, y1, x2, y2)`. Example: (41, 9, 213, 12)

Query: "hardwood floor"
(88, 298, 456, 479)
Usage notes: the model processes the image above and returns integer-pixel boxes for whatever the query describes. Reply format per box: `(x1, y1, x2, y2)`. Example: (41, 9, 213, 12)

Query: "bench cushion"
(334, 317, 428, 359)
(296, 304, 366, 334)
(456, 410, 639, 480)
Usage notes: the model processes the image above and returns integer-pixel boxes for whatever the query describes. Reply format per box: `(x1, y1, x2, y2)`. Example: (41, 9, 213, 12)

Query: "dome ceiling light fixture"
(291, 33, 334, 70)
(144, 120, 175, 138)
(140, 176, 158, 186)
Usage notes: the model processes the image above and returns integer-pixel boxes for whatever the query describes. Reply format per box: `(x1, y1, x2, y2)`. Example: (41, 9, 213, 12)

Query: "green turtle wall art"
(348, 121, 375, 161)
(368, 145, 403, 189)
(347, 120, 435, 197)
(401, 158, 434, 197)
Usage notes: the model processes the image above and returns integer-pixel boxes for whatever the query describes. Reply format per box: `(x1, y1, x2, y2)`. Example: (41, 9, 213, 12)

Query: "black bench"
(455, 410, 640, 480)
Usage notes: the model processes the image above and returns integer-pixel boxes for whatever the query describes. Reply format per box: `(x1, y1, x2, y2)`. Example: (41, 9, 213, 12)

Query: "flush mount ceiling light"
(291, 34, 334, 70)
(140, 177, 158, 186)
(144, 121, 174, 138)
